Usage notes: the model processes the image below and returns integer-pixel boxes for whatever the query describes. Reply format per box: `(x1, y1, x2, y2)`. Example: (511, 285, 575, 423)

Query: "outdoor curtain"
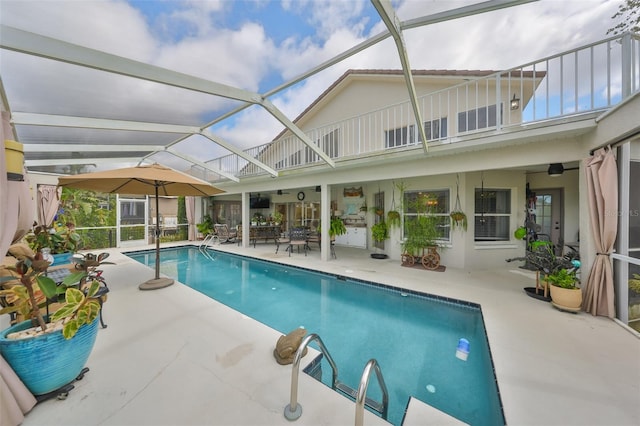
(186, 196, 196, 241)
(1, 112, 12, 257)
(0, 112, 37, 425)
(37, 184, 61, 227)
(582, 146, 618, 318)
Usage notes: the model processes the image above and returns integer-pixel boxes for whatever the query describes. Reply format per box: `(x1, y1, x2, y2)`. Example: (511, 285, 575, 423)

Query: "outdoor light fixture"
(315, 185, 321, 192)
(548, 163, 564, 177)
(510, 94, 520, 110)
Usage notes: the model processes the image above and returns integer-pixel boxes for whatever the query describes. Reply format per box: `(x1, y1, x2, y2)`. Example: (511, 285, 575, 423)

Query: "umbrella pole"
(139, 184, 174, 290)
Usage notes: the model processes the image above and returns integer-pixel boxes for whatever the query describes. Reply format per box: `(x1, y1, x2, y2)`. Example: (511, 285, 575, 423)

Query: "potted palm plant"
(0, 254, 105, 396)
(196, 215, 214, 239)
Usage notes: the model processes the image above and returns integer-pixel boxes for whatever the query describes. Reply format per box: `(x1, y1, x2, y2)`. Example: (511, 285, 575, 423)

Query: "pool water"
(127, 246, 504, 426)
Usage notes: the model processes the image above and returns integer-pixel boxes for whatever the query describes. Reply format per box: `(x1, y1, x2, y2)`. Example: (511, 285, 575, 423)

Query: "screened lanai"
(2, 0, 639, 327)
(2, 0, 538, 180)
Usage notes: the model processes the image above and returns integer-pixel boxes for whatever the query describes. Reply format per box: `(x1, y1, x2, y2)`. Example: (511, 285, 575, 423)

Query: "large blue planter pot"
(0, 317, 99, 395)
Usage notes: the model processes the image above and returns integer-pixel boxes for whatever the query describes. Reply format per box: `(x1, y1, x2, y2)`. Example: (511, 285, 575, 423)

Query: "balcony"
(197, 32, 639, 182)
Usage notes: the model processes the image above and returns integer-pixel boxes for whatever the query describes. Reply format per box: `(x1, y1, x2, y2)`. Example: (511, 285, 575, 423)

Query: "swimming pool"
(127, 246, 504, 426)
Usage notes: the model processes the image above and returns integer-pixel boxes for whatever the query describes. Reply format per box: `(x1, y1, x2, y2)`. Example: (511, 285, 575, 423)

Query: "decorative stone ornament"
(273, 328, 308, 365)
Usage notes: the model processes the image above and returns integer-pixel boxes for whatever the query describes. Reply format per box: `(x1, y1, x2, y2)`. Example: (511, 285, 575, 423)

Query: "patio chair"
(237, 226, 259, 247)
(214, 224, 237, 243)
(306, 232, 337, 259)
(285, 227, 308, 256)
(306, 230, 320, 249)
(275, 230, 289, 254)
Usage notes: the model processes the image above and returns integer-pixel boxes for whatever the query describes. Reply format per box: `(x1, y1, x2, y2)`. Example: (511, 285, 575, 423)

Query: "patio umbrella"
(58, 163, 224, 290)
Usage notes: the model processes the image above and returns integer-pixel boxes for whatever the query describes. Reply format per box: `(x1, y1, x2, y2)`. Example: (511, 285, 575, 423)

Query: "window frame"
(385, 117, 448, 148)
(458, 103, 502, 133)
(402, 188, 451, 242)
(474, 187, 512, 242)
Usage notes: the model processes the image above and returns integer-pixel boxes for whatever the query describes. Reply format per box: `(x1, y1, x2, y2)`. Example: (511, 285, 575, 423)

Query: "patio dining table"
(250, 225, 282, 246)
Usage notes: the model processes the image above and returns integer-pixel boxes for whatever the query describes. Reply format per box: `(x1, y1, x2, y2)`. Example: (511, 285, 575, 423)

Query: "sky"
(0, 0, 623, 165)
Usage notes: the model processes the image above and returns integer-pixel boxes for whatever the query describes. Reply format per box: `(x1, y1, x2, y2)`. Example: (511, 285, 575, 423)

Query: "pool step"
(335, 381, 386, 415)
(303, 355, 385, 416)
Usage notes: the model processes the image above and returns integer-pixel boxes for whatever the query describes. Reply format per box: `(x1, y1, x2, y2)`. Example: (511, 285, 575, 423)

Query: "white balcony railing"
(196, 32, 639, 182)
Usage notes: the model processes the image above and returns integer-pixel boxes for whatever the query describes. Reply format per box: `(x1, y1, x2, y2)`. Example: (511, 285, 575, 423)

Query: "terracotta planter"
(549, 285, 582, 312)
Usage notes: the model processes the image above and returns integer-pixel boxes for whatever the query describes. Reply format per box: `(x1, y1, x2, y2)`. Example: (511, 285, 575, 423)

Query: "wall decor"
(343, 186, 363, 198)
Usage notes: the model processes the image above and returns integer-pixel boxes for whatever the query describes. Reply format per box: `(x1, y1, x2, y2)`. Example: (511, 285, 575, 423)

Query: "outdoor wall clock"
(297, 191, 305, 200)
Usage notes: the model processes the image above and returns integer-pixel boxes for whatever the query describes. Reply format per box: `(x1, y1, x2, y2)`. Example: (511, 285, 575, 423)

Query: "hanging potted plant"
(370, 220, 389, 259)
(450, 211, 467, 231)
(329, 217, 347, 239)
(386, 181, 403, 230)
(450, 174, 467, 231)
(318, 217, 347, 240)
(0, 255, 105, 396)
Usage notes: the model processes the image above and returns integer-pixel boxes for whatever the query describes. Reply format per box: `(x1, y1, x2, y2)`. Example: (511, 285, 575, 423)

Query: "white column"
(320, 183, 330, 261)
(242, 192, 250, 248)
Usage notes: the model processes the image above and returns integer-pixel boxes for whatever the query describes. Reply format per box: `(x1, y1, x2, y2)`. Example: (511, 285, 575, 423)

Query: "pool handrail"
(284, 333, 338, 421)
(198, 233, 219, 260)
(355, 359, 389, 426)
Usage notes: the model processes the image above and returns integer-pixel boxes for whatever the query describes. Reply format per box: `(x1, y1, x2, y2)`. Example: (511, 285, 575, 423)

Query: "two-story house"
(203, 33, 638, 325)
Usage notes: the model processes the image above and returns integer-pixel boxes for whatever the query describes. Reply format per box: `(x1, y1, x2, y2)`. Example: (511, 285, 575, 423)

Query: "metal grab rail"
(284, 333, 338, 421)
(198, 233, 218, 260)
(355, 359, 389, 426)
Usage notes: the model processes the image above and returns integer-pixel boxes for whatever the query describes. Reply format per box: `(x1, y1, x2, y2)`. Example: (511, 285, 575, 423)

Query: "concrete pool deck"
(13, 241, 640, 426)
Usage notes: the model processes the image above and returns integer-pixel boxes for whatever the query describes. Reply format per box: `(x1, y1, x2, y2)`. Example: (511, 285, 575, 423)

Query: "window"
(385, 118, 448, 148)
(458, 104, 501, 132)
(403, 189, 450, 241)
(275, 150, 301, 169)
(305, 129, 340, 162)
(419, 118, 448, 141)
(474, 188, 511, 241)
(385, 125, 414, 148)
(212, 201, 242, 228)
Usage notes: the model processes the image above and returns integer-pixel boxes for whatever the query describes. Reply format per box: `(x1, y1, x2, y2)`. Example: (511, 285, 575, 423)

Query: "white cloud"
(398, 0, 620, 70)
(154, 22, 275, 91)
(0, 0, 157, 60)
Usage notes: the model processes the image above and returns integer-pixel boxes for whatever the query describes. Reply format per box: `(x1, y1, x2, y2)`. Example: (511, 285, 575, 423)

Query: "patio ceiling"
(0, 0, 534, 182)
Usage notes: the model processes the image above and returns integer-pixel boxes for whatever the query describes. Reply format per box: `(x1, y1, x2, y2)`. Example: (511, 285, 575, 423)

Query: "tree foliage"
(607, 0, 640, 35)
(177, 196, 187, 239)
(57, 187, 115, 228)
(56, 188, 117, 249)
